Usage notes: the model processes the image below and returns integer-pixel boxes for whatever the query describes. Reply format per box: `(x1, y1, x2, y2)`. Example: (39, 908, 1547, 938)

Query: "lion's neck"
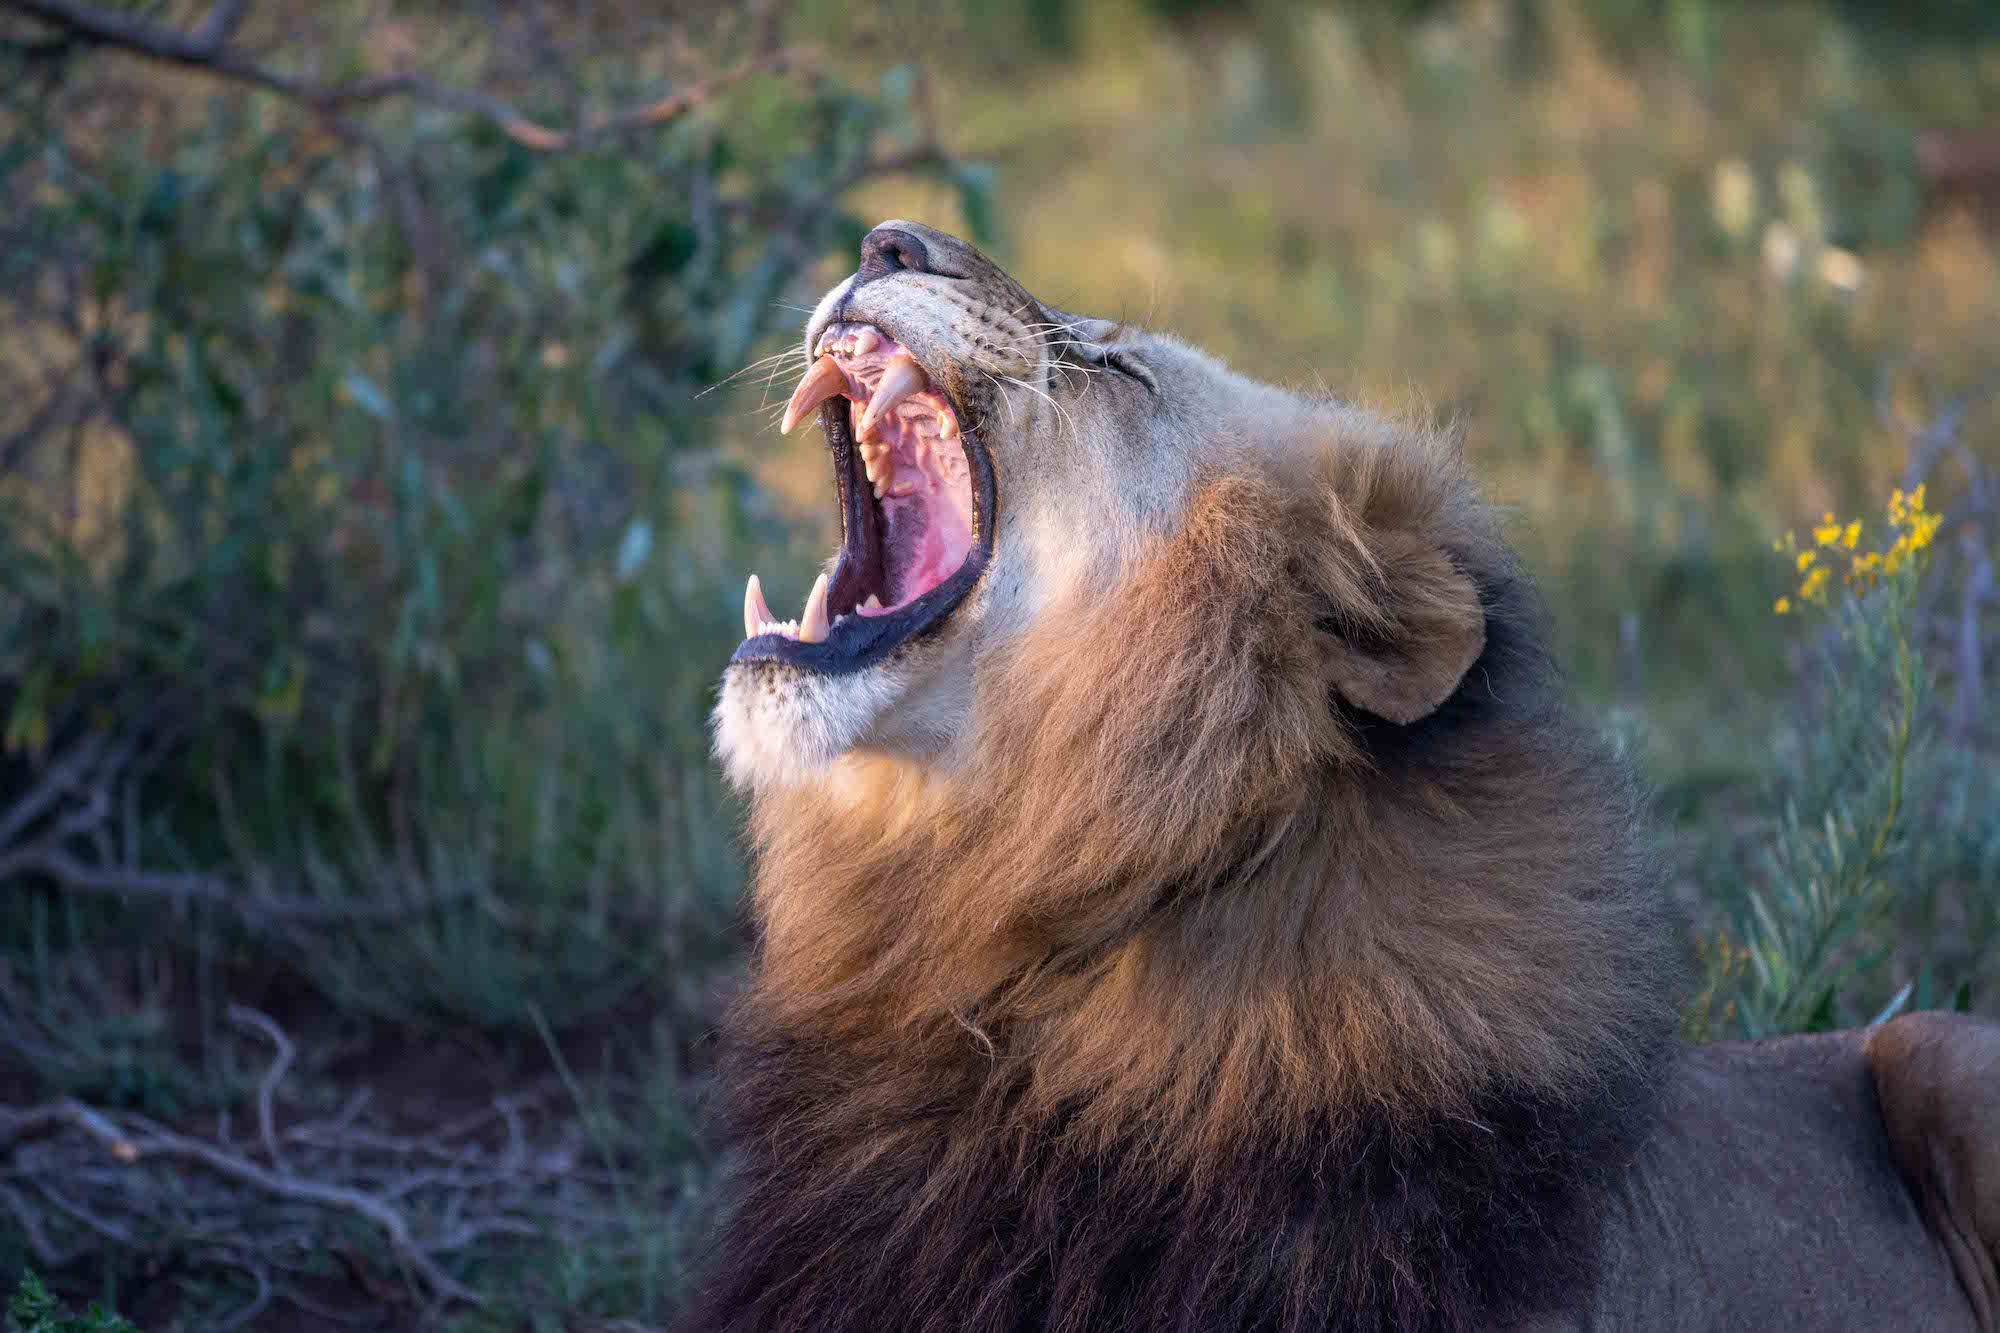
(747, 701, 1675, 1161)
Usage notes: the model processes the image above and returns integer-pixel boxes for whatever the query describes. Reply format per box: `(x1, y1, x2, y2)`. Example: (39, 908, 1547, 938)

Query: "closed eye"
(1100, 347, 1158, 395)
(1053, 335, 1158, 395)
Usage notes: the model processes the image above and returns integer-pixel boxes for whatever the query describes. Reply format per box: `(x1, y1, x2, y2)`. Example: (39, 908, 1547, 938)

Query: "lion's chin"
(712, 658, 906, 791)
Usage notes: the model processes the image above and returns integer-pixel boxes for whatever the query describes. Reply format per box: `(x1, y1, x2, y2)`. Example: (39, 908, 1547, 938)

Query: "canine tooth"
(863, 594, 883, 610)
(938, 413, 956, 440)
(852, 326, 881, 354)
(744, 573, 774, 639)
(857, 354, 926, 440)
(799, 572, 830, 643)
(782, 355, 848, 434)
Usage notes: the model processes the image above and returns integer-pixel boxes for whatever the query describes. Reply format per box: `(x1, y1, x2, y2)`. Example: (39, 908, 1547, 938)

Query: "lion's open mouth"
(730, 323, 994, 673)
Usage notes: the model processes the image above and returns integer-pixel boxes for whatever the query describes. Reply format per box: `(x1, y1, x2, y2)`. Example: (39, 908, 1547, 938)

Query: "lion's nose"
(858, 225, 934, 281)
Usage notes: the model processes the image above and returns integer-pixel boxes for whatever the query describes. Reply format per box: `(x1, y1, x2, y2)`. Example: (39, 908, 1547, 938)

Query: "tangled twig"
(0, 1012, 698, 1319)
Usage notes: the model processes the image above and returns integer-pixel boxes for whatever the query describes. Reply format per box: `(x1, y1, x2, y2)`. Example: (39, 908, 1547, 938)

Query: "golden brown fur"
(746, 431, 1668, 1164)
(691, 222, 2000, 1333)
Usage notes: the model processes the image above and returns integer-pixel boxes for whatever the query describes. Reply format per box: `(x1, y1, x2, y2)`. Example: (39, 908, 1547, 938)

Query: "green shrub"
(1688, 486, 1985, 1037)
(5, 1274, 136, 1333)
(0, 7, 979, 1039)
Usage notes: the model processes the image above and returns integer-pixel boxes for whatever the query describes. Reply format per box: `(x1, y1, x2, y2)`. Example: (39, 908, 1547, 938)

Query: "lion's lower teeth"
(738, 573, 833, 644)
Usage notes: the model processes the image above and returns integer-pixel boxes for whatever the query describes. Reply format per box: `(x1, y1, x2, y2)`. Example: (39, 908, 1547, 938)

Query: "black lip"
(729, 372, 996, 675)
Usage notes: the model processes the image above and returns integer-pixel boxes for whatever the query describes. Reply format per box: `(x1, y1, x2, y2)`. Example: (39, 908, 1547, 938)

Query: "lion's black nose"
(857, 226, 933, 283)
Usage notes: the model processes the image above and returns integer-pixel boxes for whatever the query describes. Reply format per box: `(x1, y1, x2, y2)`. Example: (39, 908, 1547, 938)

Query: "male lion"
(696, 222, 1999, 1333)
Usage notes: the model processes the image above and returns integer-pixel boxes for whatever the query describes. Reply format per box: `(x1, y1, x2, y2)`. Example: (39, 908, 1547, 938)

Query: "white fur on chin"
(712, 658, 908, 791)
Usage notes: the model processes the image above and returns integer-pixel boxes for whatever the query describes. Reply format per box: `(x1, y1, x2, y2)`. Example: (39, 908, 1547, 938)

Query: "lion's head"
(717, 219, 1487, 789)
(712, 222, 1674, 1152)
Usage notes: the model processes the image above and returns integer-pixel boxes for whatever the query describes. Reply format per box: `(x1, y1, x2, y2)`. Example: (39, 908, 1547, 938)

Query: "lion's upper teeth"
(860, 439, 890, 488)
(814, 322, 884, 359)
(857, 354, 927, 442)
(782, 354, 848, 435)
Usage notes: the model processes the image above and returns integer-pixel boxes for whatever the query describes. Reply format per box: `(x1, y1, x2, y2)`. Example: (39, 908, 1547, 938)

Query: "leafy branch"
(3, 0, 815, 153)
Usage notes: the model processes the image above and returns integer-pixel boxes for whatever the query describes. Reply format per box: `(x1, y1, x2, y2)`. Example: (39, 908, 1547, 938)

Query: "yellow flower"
(1800, 564, 1832, 603)
(1773, 596, 1792, 615)
(1813, 522, 1843, 547)
(1888, 488, 1907, 524)
(1796, 549, 1816, 572)
(1841, 520, 1861, 549)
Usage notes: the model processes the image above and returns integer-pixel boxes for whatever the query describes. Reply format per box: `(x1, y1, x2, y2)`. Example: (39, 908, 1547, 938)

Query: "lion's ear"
(1321, 540, 1485, 725)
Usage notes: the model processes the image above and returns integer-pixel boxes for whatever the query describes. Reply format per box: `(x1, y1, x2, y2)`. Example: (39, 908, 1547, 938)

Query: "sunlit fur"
(692, 224, 1681, 1333)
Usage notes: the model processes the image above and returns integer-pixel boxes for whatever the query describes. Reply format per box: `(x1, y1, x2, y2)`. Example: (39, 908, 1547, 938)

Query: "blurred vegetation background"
(0, 0, 1994, 1327)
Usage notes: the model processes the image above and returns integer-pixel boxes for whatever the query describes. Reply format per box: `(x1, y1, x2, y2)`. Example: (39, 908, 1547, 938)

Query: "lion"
(694, 222, 2000, 1333)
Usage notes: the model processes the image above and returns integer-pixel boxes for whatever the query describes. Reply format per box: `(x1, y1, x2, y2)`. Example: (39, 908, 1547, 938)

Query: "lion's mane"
(688, 424, 1682, 1333)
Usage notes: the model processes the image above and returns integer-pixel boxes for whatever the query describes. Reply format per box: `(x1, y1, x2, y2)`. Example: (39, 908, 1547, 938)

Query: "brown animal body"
(692, 222, 2000, 1332)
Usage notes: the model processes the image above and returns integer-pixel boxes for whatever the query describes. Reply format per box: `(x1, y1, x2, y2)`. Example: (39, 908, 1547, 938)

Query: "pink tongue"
(905, 516, 966, 600)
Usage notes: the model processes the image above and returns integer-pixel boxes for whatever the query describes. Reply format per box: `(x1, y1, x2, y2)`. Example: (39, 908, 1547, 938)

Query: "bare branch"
(0, 842, 489, 929)
(70, 1108, 481, 1307)
(0, 1098, 139, 1160)
(2, 0, 813, 152)
(228, 1004, 296, 1173)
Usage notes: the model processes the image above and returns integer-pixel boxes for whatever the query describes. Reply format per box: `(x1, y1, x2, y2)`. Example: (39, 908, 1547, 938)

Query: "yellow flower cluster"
(1773, 484, 1940, 615)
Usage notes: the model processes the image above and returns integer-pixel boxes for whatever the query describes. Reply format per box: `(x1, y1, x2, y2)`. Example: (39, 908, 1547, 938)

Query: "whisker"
(983, 371, 1019, 428)
(697, 347, 809, 398)
(1001, 372, 1077, 441)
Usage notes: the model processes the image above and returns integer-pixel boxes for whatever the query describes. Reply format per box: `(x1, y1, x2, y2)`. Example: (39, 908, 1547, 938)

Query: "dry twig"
(0, 1049, 702, 1319)
(0, 1016, 635, 1314)
(0, 723, 493, 932)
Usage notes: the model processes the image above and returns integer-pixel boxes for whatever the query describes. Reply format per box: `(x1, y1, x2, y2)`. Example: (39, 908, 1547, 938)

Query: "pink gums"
(826, 343, 973, 613)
